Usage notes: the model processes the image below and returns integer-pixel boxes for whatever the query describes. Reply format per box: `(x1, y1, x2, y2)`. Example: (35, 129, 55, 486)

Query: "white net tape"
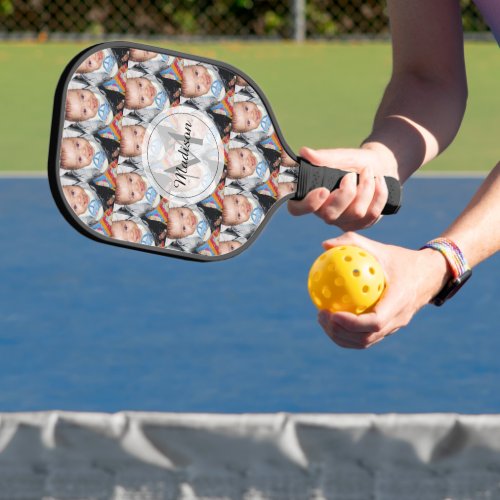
(1, 412, 500, 499)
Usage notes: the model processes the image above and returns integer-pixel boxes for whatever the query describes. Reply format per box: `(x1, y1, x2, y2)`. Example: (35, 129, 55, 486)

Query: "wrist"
(361, 141, 399, 178)
(420, 238, 472, 306)
(417, 248, 453, 303)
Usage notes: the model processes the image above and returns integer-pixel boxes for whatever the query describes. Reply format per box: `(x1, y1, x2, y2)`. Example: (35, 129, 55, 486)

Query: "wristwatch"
(421, 238, 472, 306)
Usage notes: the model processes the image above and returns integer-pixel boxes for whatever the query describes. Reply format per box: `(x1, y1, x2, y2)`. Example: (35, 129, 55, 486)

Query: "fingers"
(288, 187, 330, 216)
(315, 172, 357, 224)
(327, 167, 383, 231)
(340, 174, 388, 230)
(367, 175, 389, 221)
(290, 147, 388, 229)
(318, 310, 396, 349)
(322, 231, 374, 252)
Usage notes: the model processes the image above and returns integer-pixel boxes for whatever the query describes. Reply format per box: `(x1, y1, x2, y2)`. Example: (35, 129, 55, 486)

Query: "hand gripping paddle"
(49, 41, 402, 261)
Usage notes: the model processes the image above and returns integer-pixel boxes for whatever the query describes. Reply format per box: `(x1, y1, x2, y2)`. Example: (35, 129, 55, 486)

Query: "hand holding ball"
(308, 245, 385, 314)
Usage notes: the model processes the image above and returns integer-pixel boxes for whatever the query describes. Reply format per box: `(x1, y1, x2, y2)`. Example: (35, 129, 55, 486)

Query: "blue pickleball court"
(0, 175, 498, 413)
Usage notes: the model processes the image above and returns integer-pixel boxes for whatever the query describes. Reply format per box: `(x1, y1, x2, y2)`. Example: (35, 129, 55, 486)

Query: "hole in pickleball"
(333, 303, 341, 311)
(344, 256, 352, 262)
(362, 285, 369, 293)
(369, 267, 375, 275)
(313, 272, 321, 282)
(352, 269, 360, 277)
(322, 286, 332, 299)
(342, 295, 351, 304)
(334, 277, 344, 287)
(359, 252, 366, 257)
(356, 306, 365, 314)
(327, 264, 335, 272)
(378, 284, 382, 291)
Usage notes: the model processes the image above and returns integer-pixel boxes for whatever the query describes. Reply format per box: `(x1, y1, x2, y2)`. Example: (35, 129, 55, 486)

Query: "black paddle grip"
(294, 157, 402, 215)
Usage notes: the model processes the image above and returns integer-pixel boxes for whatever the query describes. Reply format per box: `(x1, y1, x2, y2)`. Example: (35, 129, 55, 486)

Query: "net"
(1, 412, 500, 499)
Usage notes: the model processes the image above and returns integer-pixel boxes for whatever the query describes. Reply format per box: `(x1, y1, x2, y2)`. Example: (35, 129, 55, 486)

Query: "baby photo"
(62, 179, 115, 227)
(221, 187, 267, 240)
(227, 142, 261, 180)
(277, 181, 297, 199)
(276, 169, 298, 199)
(221, 193, 253, 227)
(218, 233, 247, 255)
(114, 164, 160, 216)
(179, 61, 235, 110)
(128, 49, 174, 74)
(60, 131, 120, 182)
(119, 118, 147, 160)
(144, 201, 215, 253)
(124, 69, 181, 122)
(111, 212, 166, 247)
(65, 83, 124, 135)
(74, 48, 128, 86)
(226, 138, 282, 191)
(230, 92, 274, 142)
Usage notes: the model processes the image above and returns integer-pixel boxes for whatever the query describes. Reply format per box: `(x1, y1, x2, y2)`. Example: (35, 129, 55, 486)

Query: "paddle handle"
(293, 157, 402, 215)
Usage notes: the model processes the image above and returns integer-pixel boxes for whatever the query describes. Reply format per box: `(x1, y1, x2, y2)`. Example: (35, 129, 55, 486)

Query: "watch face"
(432, 269, 472, 306)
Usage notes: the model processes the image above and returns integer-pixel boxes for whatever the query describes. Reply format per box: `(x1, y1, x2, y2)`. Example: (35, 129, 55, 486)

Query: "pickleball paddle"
(48, 41, 402, 261)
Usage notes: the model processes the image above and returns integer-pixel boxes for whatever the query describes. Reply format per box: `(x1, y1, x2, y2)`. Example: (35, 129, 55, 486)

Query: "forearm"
(419, 163, 500, 302)
(360, 0, 467, 183)
(362, 73, 467, 182)
(441, 163, 500, 267)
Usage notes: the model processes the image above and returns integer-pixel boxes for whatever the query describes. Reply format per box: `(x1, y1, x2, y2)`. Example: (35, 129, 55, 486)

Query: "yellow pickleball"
(308, 245, 385, 314)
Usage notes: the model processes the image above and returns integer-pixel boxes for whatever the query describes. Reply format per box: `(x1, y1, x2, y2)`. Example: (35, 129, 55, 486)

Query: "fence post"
(293, 0, 306, 41)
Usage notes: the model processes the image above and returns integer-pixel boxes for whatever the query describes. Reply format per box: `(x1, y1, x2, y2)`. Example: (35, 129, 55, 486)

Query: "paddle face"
(49, 41, 300, 261)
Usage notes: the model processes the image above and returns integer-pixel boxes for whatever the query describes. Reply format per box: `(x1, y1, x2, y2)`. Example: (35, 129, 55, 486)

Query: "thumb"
(322, 231, 368, 250)
(299, 146, 366, 171)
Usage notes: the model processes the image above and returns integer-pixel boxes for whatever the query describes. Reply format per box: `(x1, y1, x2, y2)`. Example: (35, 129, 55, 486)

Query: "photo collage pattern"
(59, 47, 299, 257)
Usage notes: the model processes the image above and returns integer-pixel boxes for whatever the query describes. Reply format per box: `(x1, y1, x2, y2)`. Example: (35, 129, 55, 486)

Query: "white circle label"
(142, 105, 225, 206)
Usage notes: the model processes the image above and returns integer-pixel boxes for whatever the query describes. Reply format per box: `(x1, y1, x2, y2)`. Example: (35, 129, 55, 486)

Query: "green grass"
(1, 41, 497, 172)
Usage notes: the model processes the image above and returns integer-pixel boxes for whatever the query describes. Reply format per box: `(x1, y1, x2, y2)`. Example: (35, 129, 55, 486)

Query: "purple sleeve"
(473, 0, 500, 45)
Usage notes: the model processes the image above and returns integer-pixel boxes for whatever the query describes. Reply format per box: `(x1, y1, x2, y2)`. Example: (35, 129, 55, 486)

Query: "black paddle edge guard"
(294, 157, 402, 215)
(48, 41, 295, 263)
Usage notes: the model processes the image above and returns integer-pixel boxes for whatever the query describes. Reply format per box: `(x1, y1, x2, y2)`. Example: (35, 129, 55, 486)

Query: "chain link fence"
(0, 0, 491, 39)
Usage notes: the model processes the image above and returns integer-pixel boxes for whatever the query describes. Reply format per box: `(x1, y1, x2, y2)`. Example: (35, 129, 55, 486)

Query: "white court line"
(0, 171, 48, 178)
(414, 170, 487, 178)
(0, 171, 488, 179)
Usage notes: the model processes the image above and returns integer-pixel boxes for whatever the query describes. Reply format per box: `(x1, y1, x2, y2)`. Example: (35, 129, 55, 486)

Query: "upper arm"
(388, 0, 467, 87)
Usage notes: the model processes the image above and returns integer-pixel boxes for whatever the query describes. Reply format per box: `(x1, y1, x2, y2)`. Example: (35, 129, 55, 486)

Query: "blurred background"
(0, 0, 492, 40)
(1, 1, 497, 175)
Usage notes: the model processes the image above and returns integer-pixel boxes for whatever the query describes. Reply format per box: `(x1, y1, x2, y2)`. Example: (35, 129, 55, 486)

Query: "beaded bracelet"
(420, 237, 472, 306)
(421, 238, 470, 278)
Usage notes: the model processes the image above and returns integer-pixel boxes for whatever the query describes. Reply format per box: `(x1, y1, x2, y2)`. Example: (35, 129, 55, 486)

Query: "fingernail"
(319, 188, 329, 200)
